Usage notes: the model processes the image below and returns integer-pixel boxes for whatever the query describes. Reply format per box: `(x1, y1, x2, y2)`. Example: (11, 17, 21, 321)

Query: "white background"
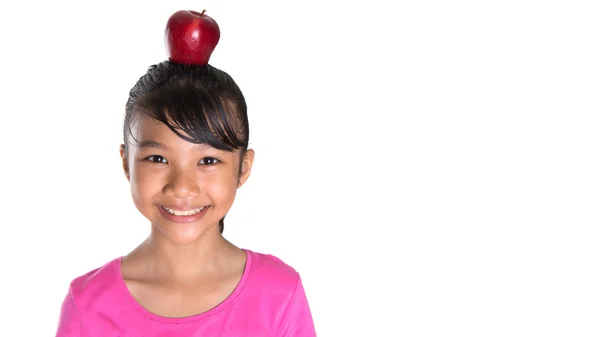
(1, 0, 599, 336)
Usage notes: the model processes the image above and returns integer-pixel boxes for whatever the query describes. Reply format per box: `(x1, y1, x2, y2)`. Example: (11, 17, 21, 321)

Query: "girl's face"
(120, 114, 254, 245)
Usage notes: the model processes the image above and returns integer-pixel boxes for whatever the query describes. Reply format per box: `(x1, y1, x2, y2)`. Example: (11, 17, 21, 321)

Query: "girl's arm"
(55, 289, 91, 337)
(275, 274, 317, 337)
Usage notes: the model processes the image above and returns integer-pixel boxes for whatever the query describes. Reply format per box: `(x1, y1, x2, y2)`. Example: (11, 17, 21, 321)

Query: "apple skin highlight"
(165, 10, 220, 66)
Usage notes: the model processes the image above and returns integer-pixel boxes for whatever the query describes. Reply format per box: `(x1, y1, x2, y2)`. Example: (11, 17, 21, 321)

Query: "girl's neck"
(125, 227, 242, 284)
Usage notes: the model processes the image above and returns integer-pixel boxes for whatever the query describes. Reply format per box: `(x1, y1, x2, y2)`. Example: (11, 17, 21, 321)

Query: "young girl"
(55, 23, 316, 337)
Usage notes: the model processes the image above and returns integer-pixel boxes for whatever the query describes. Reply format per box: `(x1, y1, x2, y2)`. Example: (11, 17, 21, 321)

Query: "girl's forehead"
(131, 114, 237, 154)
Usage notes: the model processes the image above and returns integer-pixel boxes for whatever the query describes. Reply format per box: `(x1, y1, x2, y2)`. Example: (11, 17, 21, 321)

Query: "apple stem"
(201, 9, 206, 16)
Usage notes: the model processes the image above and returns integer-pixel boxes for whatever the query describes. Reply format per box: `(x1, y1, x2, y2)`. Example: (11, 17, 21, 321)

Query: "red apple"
(164, 9, 220, 66)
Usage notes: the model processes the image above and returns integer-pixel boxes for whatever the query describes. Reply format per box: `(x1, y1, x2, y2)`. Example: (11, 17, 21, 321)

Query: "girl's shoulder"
(67, 257, 122, 298)
(61, 257, 124, 318)
(244, 249, 303, 292)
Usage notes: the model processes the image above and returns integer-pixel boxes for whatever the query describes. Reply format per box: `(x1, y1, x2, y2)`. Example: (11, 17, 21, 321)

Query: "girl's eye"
(146, 155, 168, 164)
(199, 157, 220, 165)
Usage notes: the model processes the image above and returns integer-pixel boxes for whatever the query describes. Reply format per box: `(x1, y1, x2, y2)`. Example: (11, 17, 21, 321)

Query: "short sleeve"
(275, 274, 317, 337)
(55, 289, 90, 337)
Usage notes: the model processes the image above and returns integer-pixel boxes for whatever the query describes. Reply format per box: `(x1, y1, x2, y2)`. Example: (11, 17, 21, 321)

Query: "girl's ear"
(119, 144, 130, 181)
(238, 149, 255, 188)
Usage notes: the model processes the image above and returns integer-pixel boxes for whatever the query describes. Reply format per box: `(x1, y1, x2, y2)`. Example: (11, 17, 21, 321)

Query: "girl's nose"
(164, 168, 201, 198)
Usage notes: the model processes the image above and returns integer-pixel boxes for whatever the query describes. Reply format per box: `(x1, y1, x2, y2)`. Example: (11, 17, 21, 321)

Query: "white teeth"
(162, 206, 205, 216)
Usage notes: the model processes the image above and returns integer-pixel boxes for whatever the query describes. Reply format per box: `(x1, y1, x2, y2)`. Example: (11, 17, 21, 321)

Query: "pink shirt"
(56, 249, 316, 336)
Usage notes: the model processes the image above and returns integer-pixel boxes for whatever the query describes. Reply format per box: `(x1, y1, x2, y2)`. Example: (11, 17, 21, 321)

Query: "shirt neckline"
(112, 248, 253, 324)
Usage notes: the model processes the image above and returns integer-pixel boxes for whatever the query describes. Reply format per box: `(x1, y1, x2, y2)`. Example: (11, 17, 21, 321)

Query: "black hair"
(123, 61, 249, 233)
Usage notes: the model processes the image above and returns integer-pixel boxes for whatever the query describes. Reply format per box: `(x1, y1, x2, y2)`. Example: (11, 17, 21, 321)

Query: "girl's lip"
(157, 205, 210, 223)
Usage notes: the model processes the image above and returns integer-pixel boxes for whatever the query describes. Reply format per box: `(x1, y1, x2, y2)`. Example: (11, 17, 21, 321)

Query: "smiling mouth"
(161, 206, 206, 216)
